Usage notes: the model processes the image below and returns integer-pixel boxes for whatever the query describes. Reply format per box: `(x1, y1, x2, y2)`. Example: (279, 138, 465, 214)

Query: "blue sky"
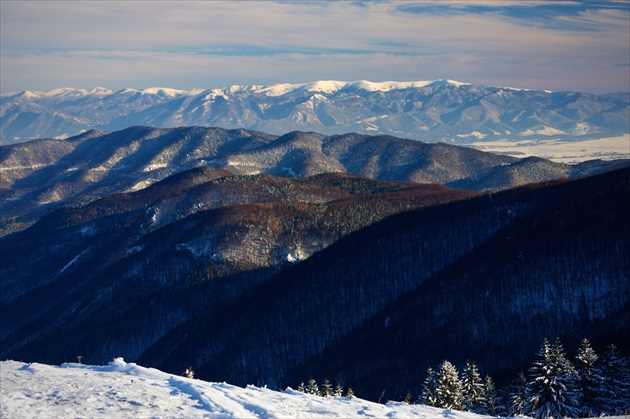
(1, 0, 628, 94)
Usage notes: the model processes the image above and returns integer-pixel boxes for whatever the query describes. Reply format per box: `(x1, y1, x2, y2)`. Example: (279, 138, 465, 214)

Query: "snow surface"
(468, 134, 630, 163)
(1, 359, 491, 418)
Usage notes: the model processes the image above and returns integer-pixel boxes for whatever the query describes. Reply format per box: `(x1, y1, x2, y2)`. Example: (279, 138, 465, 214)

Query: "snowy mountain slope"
(0, 359, 489, 418)
(2, 80, 627, 144)
(0, 87, 189, 143)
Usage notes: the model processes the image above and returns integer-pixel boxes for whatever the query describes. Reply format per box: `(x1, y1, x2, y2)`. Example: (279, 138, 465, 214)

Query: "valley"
(0, 124, 628, 411)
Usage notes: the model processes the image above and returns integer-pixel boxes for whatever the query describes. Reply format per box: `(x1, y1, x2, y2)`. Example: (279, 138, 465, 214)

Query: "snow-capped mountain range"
(2, 80, 628, 144)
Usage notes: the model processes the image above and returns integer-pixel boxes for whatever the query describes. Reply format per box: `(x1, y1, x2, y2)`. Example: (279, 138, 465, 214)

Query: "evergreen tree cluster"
(421, 359, 497, 415)
(295, 377, 354, 399)
(420, 338, 629, 418)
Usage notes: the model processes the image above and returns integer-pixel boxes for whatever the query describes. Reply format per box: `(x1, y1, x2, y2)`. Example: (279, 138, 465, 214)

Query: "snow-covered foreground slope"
(1, 359, 489, 418)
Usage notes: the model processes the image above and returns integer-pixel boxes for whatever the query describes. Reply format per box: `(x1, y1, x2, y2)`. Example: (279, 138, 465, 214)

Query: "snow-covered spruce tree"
(297, 381, 306, 393)
(321, 377, 333, 397)
(435, 360, 464, 410)
(508, 371, 528, 417)
(599, 344, 630, 415)
(334, 383, 343, 397)
(524, 337, 580, 419)
(484, 374, 499, 416)
(461, 359, 486, 413)
(306, 378, 319, 396)
(346, 387, 355, 398)
(420, 366, 438, 406)
(574, 337, 604, 417)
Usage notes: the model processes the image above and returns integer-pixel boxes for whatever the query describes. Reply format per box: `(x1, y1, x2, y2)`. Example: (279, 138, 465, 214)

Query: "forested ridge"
(140, 168, 629, 402)
(0, 169, 472, 365)
(3, 126, 626, 237)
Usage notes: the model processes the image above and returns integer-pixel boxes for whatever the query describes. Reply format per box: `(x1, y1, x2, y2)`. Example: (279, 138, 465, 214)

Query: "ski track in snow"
(0, 359, 492, 418)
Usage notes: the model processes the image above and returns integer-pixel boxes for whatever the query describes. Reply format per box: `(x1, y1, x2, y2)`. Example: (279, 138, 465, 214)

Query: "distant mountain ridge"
(2, 126, 627, 236)
(2, 80, 628, 144)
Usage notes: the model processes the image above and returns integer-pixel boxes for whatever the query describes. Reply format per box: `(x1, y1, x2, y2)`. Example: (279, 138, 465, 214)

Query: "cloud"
(1, 0, 628, 93)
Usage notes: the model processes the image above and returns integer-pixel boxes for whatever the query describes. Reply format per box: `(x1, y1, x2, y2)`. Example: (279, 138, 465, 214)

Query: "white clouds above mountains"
(1, 1, 628, 93)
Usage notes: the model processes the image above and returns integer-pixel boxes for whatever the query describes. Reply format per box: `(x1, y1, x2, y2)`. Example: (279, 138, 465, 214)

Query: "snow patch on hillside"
(458, 131, 487, 140)
(59, 247, 91, 275)
(468, 135, 630, 163)
(519, 126, 567, 136)
(0, 360, 490, 418)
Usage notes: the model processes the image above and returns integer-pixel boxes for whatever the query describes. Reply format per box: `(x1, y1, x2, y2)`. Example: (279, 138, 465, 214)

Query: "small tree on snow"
(599, 344, 630, 415)
(574, 337, 604, 417)
(461, 359, 486, 413)
(334, 383, 344, 397)
(525, 337, 580, 419)
(346, 387, 355, 398)
(306, 378, 319, 396)
(184, 367, 195, 379)
(321, 377, 333, 397)
(508, 371, 528, 417)
(420, 366, 438, 406)
(483, 374, 498, 416)
(434, 360, 464, 410)
(297, 381, 306, 392)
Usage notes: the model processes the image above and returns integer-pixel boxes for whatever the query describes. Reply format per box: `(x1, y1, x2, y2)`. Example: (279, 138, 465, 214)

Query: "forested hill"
(139, 167, 629, 400)
(0, 168, 474, 368)
(2, 126, 626, 237)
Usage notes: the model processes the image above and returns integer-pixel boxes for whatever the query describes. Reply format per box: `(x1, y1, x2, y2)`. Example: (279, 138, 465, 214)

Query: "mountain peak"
(249, 79, 471, 96)
(88, 87, 114, 96)
(140, 87, 188, 97)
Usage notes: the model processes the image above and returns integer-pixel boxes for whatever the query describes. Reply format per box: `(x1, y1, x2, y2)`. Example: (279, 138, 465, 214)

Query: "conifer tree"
(334, 383, 343, 397)
(321, 377, 333, 397)
(483, 374, 498, 416)
(599, 344, 630, 415)
(435, 360, 464, 410)
(574, 337, 604, 417)
(346, 387, 355, 398)
(420, 366, 438, 407)
(306, 378, 319, 396)
(509, 371, 528, 417)
(525, 337, 580, 418)
(297, 381, 305, 393)
(461, 359, 486, 413)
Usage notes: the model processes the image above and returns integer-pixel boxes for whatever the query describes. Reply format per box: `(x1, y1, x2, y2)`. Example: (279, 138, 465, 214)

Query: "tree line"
(421, 337, 628, 418)
(295, 337, 629, 418)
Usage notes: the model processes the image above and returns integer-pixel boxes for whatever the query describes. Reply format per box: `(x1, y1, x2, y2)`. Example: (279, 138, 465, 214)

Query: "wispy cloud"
(1, 1, 628, 93)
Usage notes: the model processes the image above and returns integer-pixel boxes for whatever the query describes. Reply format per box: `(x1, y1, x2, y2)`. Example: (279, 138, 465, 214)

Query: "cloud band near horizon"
(1, 1, 628, 94)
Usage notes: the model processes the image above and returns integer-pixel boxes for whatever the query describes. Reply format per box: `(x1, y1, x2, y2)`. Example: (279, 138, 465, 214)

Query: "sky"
(1, 0, 629, 94)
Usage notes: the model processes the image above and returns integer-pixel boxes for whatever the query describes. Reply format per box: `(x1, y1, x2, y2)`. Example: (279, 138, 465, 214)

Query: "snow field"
(1, 359, 491, 418)
(468, 135, 630, 163)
